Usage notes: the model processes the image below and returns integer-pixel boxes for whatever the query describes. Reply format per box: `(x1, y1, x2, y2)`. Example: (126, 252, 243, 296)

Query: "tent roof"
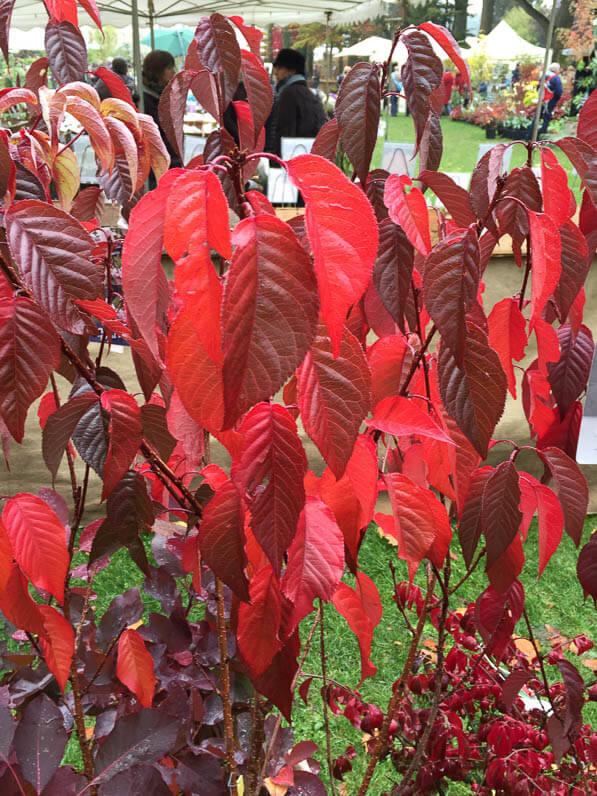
(336, 32, 448, 65)
(469, 20, 545, 61)
(11, 0, 381, 30)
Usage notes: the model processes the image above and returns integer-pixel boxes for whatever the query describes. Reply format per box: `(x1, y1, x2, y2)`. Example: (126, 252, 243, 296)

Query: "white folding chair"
(280, 137, 315, 161)
(381, 142, 416, 177)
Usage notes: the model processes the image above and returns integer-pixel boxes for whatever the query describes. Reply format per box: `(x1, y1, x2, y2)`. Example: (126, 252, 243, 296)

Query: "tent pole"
(530, 0, 559, 144)
(149, 0, 155, 49)
(325, 10, 332, 85)
(131, 0, 144, 112)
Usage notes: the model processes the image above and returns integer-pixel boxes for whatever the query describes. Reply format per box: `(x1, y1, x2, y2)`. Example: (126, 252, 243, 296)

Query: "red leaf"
(556, 659, 585, 735)
(487, 298, 527, 398)
(519, 473, 563, 576)
(282, 497, 345, 629)
(384, 472, 450, 579)
(285, 155, 378, 355)
(475, 581, 524, 660)
(384, 174, 431, 256)
(167, 307, 224, 433)
(423, 226, 480, 366)
(577, 87, 597, 150)
(367, 395, 452, 443)
(541, 147, 573, 227)
(42, 392, 98, 480)
(92, 67, 134, 107)
(0, 517, 13, 593)
(534, 318, 560, 376)
(373, 218, 414, 332)
(45, 20, 87, 84)
(240, 50, 273, 144)
(438, 321, 506, 458)
(166, 389, 204, 471)
(248, 633, 298, 722)
(0, 563, 45, 637)
(78, 0, 102, 31)
(368, 334, 413, 407)
(311, 117, 339, 162)
(335, 62, 380, 185)
(537, 446, 588, 546)
(237, 564, 282, 677)
(232, 403, 306, 576)
(502, 669, 531, 711)
(228, 15, 263, 57)
(400, 30, 443, 153)
(418, 22, 471, 92)
(527, 210, 561, 331)
(221, 214, 318, 427)
(332, 581, 376, 685)
(554, 220, 590, 322)
(457, 466, 493, 567)
(2, 493, 69, 603)
(198, 480, 249, 602)
(537, 400, 582, 459)
(5, 199, 100, 334)
(100, 390, 142, 500)
(577, 535, 597, 606)
(482, 461, 522, 570)
(0, 296, 61, 443)
(417, 170, 477, 228)
(37, 605, 74, 692)
(297, 325, 370, 479)
(547, 323, 593, 420)
(117, 628, 156, 708)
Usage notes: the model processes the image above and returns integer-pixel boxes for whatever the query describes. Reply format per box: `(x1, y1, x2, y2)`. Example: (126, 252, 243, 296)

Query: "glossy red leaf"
(487, 297, 527, 398)
(537, 446, 588, 546)
(482, 461, 522, 570)
(285, 155, 378, 355)
(232, 403, 306, 576)
(554, 220, 590, 322)
(423, 226, 479, 366)
(37, 605, 74, 693)
(417, 169, 477, 228)
(297, 325, 370, 479)
(122, 170, 183, 360)
(117, 628, 156, 708)
(5, 199, 100, 334)
(457, 466, 493, 567)
(93, 66, 134, 107)
(193, 13, 241, 115)
(2, 493, 69, 603)
(311, 117, 339, 161)
(400, 30, 443, 152)
(577, 87, 597, 150)
(45, 20, 87, 84)
(384, 174, 431, 256)
(418, 22, 471, 92)
(335, 62, 380, 185)
(367, 334, 413, 407)
(547, 323, 593, 419)
(221, 214, 318, 427)
(198, 480, 249, 602)
(42, 392, 98, 480)
(475, 580, 524, 660)
(519, 473, 563, 577)
(438, 321, 507, 457)
(541, 147, 573, 227)
(228, 15, 262, 56)
(0, 296, 61, 443)
(282, 496, 344, 629)
(166, 389, 204, 471)
(240, 50, 273, 144)
(237, 564, 282, 677)
(366, 395, 452, 443)
(373, 218, 414, 331)
(533, 317, 560, 376)
(332, 581, 376, 685)
(0, 563, 45, 637)
(100, 390, 142, 500)
(577, 536, 597, 606)
(528, 210, 561, 330)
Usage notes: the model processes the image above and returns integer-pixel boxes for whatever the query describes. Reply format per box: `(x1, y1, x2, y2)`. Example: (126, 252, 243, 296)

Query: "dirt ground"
(2, 255, 597, 519)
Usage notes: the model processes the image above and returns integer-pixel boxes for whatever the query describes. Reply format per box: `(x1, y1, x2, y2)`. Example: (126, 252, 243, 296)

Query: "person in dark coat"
(142, 49, 181, 173)
(94, 57, 140, 105)
(265, 48, 327, 156)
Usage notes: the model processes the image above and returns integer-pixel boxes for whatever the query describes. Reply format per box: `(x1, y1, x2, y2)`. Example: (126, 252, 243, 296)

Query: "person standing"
(94, 57, 140, 105)
(442, 68, 454, 114)
(539, 62, 563, 135)
(389, 62, 402, 117)
(312, 66, 321, 90)
(142, 50, 181, 180)
(265, 48, 327, 156)
(511, 62, 522, 84)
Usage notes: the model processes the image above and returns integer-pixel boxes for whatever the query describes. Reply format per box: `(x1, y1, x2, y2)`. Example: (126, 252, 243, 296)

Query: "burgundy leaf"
(0, 0, 16, 64)
(373, 218, 414, 331)
(482, 461, 522, 571)
(470, 143, 508, 235)
(311, 117, 339, 162)
(232, 403, 306, 576)
(13, 695, 67, 794)
(70, 186, 104, 223)
(240, 50, 273, 144)
(14, 161, 46, 202)
(44, 20, 87, 84)
(519, 473, 563, 577)
(400, 30, 442, 152)
(419, 108, 443, 173)
(556, 659, 585, 736)
(237, 564, 282, 676)
(193, 13, 241, 116)
(297, 324, 370, 479)
(577, 87, 597, 150)
(248, 634, 299, 722)
(198, 480, 249, 602)
(24, 56, 49, 96)
(42, 392, 98, 480)
(417, 169, 477, 228)
(547, 323, 593, 419)
(221, 214, 318, 428)
(418, 22, 471, 92)
(577, 535, 597, 606)
(158, 71, 195, 160)
(496, 166, 542, 264)
(554, 220, 590, 322)
(140, 404, 176, 463)
(457, 466, 493, 567)
(423, 226, 480, 366)
(100, 389, 143, 500)
(438, 321, 507, 457)
(475, 581, 524, 660)
(0, 296, 61, 443)
(537, 446, 588, 546)
(5, 199, 100, 334)
(335, 62, 380, 185)
(501, 669, 531, 711)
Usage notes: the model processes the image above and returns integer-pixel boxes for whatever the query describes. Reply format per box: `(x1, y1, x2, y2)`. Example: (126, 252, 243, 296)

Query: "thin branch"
(215, 578, 238, 794)
(319, 600, 337, 796)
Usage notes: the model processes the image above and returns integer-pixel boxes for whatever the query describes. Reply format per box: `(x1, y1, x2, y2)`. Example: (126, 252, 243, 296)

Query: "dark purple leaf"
(98, 764, 171, 795)
(457, 466, 493, 568)
(97, 588, 145, 649)
(470, 143, 508, 236)
(482, 461, 522, 569)
(13, 695, 67, 794)
(400, 30, 442, 152)
(175, 752, 228, 795)
(0, 0, 16, 64)
(556, 659, 585, 736)
(417, 169, 477, 227)
(158, 71, 194, 161)
(193, 13, 241, 115)
(42, 392, 98, 480)
(577, 535, 597, 606)
(140, 404, 176, 463)
(547, 323, 593, 419)
(41, 766, 87, 796)
(0, 705, 15, 759)
(501, 669, 531, 712)
(311, 117, 339, 162)
(419, 109, 442, 173)
(554, 221, 590, 322)
(372, 218, 414, 332)
(14, 162, 46, 202)
(475, 580, 524, 661)
(335, 62, 380, 185)
(44, 21, 87, 85)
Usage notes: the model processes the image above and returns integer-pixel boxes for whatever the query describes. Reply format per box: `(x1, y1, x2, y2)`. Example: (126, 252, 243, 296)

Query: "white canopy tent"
(467, 20, 546, 62)
(335, 32, 448, 65)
